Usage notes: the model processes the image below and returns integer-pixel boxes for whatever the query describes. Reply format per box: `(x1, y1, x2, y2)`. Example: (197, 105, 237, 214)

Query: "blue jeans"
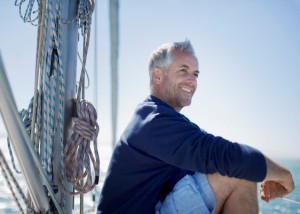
(155, 173, 215, 214)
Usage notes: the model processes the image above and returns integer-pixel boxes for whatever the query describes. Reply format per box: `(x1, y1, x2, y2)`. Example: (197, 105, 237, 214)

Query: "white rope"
(281, 197, 300, 205)
(60, 0, 94, 37)
(6, 98, 33, 174)
(6, 138, 21, 174)
(0, 154, 24, 213)
(35, 0, 49, 174)
(38, 0, 65, 184)
(31, 0, 47, 153)
(77, 52, 90, 89)
(0, 149, 36, 213)
(15, 0, 40, 25)
(78, 0, 94, 36)
(28, 0, 66, 212)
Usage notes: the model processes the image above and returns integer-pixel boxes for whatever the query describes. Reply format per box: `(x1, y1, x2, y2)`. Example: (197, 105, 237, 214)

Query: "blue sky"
(1, 1, 300, 159)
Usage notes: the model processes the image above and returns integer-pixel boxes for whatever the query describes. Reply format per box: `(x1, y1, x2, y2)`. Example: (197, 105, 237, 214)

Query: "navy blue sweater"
(97, 96, 266, 214)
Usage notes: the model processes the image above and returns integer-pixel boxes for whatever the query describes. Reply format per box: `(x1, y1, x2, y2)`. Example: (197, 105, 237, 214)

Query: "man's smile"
(180, 86, 193, 94)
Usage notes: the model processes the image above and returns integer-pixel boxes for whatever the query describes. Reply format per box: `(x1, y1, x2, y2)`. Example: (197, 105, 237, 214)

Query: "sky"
(0, 0, 300, 159)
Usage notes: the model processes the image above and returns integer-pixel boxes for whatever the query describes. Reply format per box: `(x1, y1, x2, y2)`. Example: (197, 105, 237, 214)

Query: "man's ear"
(153, 67, 163, 84)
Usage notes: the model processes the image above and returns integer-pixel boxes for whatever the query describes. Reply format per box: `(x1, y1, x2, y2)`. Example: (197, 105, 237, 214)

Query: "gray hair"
(148, 40, 196, 80)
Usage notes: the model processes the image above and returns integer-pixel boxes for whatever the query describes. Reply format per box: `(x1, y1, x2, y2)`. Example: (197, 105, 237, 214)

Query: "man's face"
(160, 51, 199, 112)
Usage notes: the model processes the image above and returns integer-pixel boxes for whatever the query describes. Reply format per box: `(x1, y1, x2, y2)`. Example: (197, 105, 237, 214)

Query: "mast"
(110, 0, 119, 147)
(94, 1, 98, 112)
(52, 0, 79, 213)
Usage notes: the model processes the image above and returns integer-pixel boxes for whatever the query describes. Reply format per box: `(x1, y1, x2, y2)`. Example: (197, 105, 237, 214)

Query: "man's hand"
(260, 180, 291, 202)
(261, 156, 295, 202)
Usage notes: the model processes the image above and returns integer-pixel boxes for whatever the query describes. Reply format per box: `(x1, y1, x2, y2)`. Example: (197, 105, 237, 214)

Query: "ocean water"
(0, 137, 299, 214)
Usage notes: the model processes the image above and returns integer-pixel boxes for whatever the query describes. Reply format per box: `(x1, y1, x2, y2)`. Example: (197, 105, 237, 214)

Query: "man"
(97, 40, 294, 213)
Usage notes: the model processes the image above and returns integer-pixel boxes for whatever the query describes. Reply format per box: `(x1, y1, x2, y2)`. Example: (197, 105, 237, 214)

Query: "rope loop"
(63, 99, 100, 195)
(78, 0, 94, 36)
(59, 0, 94, 37)
(15, 0, 40, 25)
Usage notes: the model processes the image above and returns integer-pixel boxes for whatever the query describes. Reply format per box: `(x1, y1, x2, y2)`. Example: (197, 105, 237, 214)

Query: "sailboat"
(0, 0, 119, 213)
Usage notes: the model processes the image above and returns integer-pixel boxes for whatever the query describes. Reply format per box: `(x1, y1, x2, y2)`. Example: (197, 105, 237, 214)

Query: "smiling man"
(97, 40, 294, 214)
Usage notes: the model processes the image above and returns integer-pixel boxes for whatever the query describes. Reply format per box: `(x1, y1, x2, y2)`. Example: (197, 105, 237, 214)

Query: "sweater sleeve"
(143, 112, 267, 182)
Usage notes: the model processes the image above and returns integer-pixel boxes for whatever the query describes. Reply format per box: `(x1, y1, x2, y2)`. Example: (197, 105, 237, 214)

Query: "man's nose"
(187, 74, 197, 85)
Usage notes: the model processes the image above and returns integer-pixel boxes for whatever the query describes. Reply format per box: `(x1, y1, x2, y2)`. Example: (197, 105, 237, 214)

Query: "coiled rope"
(63, 99, 100, 194)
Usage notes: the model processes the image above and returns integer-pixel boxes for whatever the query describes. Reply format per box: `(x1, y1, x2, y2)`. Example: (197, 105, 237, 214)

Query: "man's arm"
(260, 156, 295, 202)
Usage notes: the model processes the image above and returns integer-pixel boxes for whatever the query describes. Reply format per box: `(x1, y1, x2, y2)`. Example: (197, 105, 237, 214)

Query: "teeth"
(181, 87, 192, 93)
